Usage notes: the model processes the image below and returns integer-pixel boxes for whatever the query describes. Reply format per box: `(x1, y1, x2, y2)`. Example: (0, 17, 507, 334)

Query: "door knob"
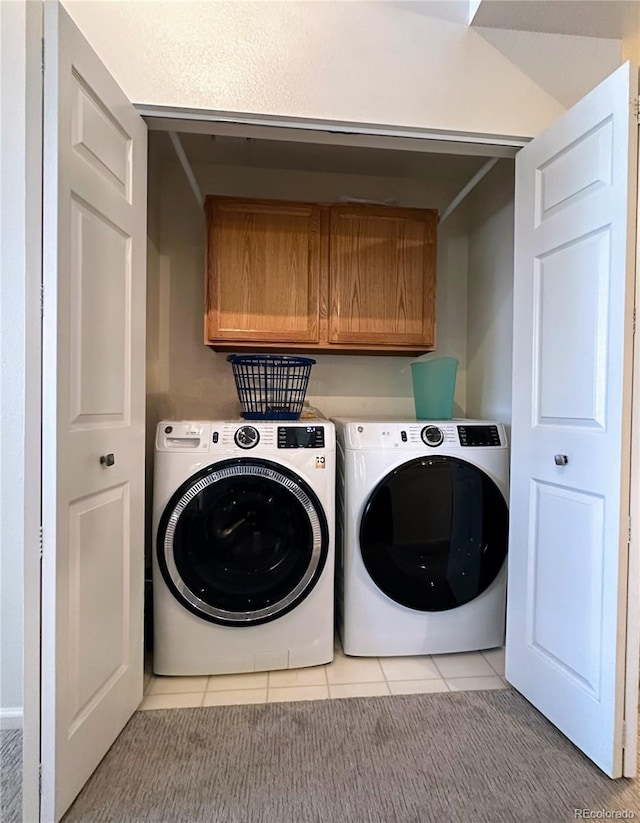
(554, 454, 568, 466)
(100, 453, 115, 467)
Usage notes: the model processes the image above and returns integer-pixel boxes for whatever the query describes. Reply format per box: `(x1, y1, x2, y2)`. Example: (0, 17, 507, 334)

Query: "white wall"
(145, 135, 470, 446)
(1, 4, 41, 816)
(465, 160, 515, 427)
(1, 0, 26, 728)
(58, 0, 590, 138)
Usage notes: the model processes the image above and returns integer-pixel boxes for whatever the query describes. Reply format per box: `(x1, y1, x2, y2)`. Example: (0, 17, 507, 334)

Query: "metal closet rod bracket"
(439, 157, 499, 226)
(168, 131, 205, 209)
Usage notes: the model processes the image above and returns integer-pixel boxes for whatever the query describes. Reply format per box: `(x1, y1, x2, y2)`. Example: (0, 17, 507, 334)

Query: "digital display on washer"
(278, 426, 325, 449)
(457, 425, 501, 447)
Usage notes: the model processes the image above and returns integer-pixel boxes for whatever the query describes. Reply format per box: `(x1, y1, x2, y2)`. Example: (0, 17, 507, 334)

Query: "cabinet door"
(206, 198, 321, 344)
(329, 205, 437, 347)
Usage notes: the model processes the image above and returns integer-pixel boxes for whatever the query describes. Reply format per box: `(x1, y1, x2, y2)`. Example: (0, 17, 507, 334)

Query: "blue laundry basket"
(227, 354, 316, 420)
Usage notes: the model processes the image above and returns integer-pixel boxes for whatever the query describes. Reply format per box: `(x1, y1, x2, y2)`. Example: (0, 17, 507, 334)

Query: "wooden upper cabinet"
(205, 196, 437, 354)
(329, 205, 437, 348)
(205, 197, 321, 344)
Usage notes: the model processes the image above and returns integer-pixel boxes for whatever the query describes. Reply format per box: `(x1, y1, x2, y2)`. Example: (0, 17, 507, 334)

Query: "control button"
(164, 425, 173, 434)
(421, 425, 444, 447)
(234, 425, 260, 449)
(400, 430, 408, 442)
(212, 431, 219, 444)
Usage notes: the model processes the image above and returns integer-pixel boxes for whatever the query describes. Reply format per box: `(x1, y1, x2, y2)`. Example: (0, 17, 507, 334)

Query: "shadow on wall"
(150, 351, 468, 422)
(472, 26, 622, 110)
(305, 354, 415, 419)
(305, 355, 468, 420)
(149, 351, 418, 422)
(465, 160, 515, 426)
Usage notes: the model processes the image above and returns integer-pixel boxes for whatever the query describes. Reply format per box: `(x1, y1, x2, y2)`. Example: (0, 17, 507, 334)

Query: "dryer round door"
(157, 458, 329, 626)
(359, 456, 508, 612)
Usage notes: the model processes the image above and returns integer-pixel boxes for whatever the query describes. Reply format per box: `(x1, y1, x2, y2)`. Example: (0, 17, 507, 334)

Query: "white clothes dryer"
(334, 418, 509, 657)
(152, 419, 335, 675)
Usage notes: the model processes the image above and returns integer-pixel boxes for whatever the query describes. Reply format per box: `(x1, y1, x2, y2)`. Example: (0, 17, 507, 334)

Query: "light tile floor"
(140, 641, 507, 711)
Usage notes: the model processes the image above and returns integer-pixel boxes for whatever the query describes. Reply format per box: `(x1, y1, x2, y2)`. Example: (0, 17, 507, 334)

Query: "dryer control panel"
(334, 419, 506, 451)
(457, 424, 502, 447)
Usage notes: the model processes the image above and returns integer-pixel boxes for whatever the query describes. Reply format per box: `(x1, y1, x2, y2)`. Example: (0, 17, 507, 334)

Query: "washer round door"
(157, 458, 329, 626)
(359, 456, 508, 612)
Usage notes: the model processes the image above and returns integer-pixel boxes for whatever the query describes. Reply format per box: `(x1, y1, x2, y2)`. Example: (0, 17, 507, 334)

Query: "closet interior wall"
(466, 161, 515, 434)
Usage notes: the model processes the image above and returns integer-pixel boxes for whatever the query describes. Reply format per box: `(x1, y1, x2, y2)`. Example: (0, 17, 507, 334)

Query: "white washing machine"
(152, 419, 335, 675)
(334, 418, 509, 657)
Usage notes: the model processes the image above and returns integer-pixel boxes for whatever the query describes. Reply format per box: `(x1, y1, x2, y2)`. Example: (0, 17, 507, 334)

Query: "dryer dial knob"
(421, 425, 444, 447)
(234, 425, 260, 449)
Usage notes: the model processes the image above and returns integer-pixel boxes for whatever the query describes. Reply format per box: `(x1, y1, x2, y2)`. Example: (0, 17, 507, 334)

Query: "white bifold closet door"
(507, 61, 640, 779)
(40, 3, 147, 820)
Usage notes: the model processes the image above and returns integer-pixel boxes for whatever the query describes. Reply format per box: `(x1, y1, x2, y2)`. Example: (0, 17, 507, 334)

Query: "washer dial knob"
(421, 425, 444, 447)
(234, 425, 260, 449)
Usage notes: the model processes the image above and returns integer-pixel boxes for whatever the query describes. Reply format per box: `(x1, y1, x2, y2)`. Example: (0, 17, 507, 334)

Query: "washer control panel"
(157, 421, 335, 453)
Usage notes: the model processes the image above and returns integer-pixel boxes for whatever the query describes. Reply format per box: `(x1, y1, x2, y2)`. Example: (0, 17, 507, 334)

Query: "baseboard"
(0, 707, 23, 730)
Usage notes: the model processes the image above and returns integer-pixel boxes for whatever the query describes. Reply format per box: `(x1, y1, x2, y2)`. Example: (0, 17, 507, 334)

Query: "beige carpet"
(62, 689, 640, 823)
(1, 729, 22, 823)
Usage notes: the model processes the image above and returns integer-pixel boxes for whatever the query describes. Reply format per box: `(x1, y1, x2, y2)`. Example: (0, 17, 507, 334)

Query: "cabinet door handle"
(100, 453, 115, 467)
(554, 454, 568, 466)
